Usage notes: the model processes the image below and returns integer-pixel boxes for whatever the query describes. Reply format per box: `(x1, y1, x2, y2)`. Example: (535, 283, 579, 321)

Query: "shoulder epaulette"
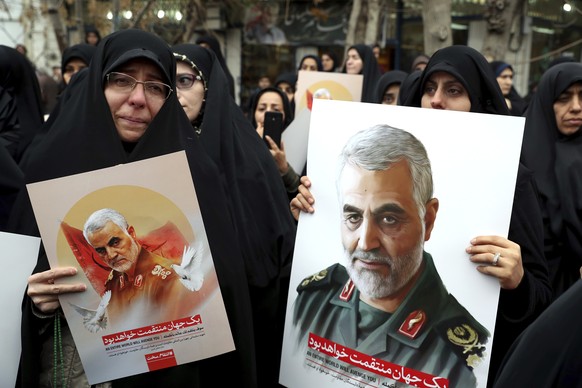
(435, 316, 490, 370)
(296, 263, 346, 292)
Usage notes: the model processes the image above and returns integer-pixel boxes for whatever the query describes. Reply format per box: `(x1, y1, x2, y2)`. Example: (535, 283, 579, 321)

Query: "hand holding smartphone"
(263, 111, 283, 148)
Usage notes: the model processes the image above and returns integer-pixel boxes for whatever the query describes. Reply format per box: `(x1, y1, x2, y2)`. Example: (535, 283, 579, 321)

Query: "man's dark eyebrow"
(371, 203, 406, 216)
(343, 204, 362, 214)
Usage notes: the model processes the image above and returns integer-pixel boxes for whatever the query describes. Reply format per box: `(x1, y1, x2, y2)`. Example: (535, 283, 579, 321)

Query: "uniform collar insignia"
(339, 279, 355, 301)
(398, 310, 426, 339)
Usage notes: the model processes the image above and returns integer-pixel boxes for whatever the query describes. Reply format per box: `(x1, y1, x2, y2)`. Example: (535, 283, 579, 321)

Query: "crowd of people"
(2, 26, 582, 388)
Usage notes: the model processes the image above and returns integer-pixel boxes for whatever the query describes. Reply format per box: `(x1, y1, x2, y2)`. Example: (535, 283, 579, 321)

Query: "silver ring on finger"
(492, 252, 501, 266)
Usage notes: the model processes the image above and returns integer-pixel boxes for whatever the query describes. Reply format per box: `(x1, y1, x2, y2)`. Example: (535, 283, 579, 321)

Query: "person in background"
(489, 61, 527, 116)
(0, 45, 43, 229)
(373, 70, 409, 105)
(195, 34, 236, 99)
(274, 71, 297, 120)
(84, 26, 101, 46)
(520, 61, 582, 300)
(58, 43, 97, 94)
(249, 86, 301, 201)
(12, 28, 258, 388)
(297, 54, 322, 72)
(15, 43, 27, 57)
(321, 50, 340, 72)
(342, 44, 382, 103)
(172, 43, 297, 387)
(410, 53, 430, 72)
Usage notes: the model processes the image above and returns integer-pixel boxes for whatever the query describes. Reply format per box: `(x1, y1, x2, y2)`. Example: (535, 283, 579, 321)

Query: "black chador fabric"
(0, 45, 44, 163)
(373, 70, 408, 104)
(342, 44, 381, 103)
(194, 35, 235, 99)
(401, 45, 510, 115)
(173, 43, 297, 387)
(521, 62, 582, 299)
(57, 43, 97, 94)
(11, 29, 257, 387)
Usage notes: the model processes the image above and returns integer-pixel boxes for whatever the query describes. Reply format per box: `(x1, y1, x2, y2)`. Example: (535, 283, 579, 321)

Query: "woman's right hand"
(27, 267, 87, 314)
(290, 176, 315, 221)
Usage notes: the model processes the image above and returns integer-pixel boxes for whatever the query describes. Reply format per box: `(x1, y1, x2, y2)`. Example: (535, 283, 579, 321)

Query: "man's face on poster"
(339, 160, 426, 299)
(87, 221, 140, 273)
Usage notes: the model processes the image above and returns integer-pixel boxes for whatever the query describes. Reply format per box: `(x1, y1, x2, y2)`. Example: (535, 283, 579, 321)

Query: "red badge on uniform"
(119, 275, 125, 289)
(134, 274, 143, 288)
(339, 279, 355, 301)
(398, 310, 426, 339)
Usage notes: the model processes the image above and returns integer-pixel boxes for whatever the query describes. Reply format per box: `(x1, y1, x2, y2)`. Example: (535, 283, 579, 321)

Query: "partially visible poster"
(27, 151, 234, 384)
(280, 100, 526, 388)
(284, 70, 363, 175)
(0, 232, 40, 388)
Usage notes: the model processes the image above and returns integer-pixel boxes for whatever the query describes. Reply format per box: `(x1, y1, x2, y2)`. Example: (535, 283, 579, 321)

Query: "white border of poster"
(26, 151, 234, 384)
(0, 232, 40, 387)
(280, 99, 525, 388)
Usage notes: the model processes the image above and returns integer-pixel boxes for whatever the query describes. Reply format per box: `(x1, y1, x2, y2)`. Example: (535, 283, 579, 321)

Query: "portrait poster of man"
(284, 70, 363, 176)
(280, 99, 526, 388)
(26, 151, 234, 384)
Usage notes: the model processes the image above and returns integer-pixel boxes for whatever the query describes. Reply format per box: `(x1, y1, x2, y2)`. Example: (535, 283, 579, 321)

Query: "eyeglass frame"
(105, 72, 173, 100)
(175, 73, 204, 90)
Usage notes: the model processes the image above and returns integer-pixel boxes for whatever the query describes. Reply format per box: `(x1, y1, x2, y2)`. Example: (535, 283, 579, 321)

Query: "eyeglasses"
(106, 72, 173, 100)
(176, 73, 203, 90)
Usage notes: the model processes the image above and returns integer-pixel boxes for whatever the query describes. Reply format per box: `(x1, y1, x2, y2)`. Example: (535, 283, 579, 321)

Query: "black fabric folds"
(12, 29, 257, 387)
(195, 35, 235, 98)
(172, 42, 297, 387)
(402, 45, 510, 115)
(373, 70, 408, 104)
(521, 62, 582, 298)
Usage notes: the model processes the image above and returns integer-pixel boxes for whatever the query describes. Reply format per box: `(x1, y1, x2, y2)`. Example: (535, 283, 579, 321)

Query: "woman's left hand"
(466, 235, 524, 290)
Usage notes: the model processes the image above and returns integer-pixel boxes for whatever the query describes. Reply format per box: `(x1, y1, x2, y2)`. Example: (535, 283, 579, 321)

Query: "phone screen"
(263, 111, 283, 148)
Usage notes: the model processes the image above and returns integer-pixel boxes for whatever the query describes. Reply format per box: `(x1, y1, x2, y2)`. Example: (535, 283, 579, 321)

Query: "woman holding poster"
(10, 29, 258, 387)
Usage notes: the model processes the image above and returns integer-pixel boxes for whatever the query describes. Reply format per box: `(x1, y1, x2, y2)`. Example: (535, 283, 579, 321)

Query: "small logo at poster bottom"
(145, 349, 177, 371)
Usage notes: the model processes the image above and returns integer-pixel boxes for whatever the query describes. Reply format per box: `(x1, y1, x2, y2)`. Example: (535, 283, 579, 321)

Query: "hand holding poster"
(27, 151, 234, 384)
(280, 100, 525, 388)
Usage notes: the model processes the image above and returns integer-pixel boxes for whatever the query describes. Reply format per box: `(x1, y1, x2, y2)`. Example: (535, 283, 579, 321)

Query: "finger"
(297, 185, 314, 205)
(299, 176, 311, 188)
(28, 267, 78, 285)
(265, 135, 279, 150)
(470, 235, 514, 249)
(28, 282, 87, 297)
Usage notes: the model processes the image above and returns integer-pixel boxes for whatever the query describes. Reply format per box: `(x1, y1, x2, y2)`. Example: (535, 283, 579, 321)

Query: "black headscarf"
(298, 54, 323, 72)
(60, 43, 97, 81)
(402, 45, 510, 115)
(0, 45, 44, 162)
(172, 42, 297, 387)
(489, 60, 527, 116)
(195, 35, 236, 98)
(397, 69, 422, 105)
(342, 44, 382, 103)
(521, 62, 582, 298)
(13, 29, 257, 387)
(275, 72, 297, 117)
(248, 86, 293, 129)
(373, 70, 408, 104)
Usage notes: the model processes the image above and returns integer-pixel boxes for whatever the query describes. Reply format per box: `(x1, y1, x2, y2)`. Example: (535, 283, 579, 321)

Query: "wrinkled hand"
(290, 176, 315, 221)
(265, 136, 289, 174)
(27, 267, 87, 314)
(466, 235, 524, 290)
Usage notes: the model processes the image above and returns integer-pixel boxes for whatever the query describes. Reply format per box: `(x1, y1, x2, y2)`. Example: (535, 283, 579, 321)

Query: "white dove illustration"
(171, 243, 205, 291)
(69, 290, 112, 333)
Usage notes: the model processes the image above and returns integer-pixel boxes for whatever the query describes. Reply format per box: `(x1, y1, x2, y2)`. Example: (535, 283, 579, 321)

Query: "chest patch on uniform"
(152, 264, 171, 279)
(398, 310, 426, 338)
(134, 274, 143, 288)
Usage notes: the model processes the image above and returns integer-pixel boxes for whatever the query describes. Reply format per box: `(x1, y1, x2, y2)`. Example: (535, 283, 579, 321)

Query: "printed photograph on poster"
(280, 100, 526, 388)
(284, 70, 363, 176)
(26, 151, 234, 384)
